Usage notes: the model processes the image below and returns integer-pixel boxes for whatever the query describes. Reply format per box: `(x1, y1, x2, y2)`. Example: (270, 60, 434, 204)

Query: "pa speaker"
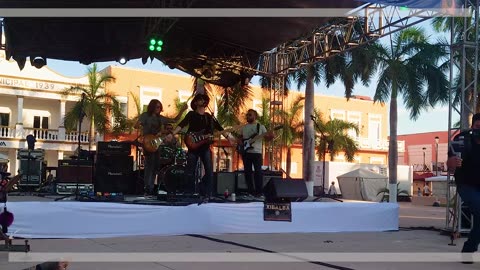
(95, 155, 134, 194)
(263, 178, 308, 202)
(214, 172, 236, 195)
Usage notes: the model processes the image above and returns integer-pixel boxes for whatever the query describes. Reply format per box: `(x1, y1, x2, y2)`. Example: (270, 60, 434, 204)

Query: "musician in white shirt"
(239, 109, 271, 197)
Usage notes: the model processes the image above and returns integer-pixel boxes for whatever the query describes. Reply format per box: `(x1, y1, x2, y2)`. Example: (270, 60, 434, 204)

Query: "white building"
(0, 50, 99, 175)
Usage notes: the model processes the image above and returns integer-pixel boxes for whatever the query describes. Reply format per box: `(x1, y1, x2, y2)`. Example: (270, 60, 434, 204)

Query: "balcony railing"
(1, 126, 94, 144)
(355, 137, 405, 152)
(24, 127, 59, 141)
(65, 130, 89, 143)
(0, 125, 16, 138)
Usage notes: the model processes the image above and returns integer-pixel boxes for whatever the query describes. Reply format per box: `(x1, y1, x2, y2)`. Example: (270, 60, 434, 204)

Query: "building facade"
(0, 51, 97, 176)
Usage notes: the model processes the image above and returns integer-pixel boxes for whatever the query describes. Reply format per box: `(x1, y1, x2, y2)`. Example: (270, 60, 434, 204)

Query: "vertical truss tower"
(446, 0, 480, 235)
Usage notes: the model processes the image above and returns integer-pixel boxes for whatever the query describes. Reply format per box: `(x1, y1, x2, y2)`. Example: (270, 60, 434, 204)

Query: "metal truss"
(261, 3, 444, 174)
(446, 0, 479, 237)
(257, 4, 440, 76)
(0, 18, 4, 50)
(267, 75, 286, 171)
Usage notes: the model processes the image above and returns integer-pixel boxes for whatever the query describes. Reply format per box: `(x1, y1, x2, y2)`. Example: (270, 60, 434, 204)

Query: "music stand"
(310, 116, 342, 202)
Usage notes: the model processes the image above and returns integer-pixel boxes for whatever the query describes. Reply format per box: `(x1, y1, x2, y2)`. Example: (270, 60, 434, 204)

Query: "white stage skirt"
(7, 201, 398, 239)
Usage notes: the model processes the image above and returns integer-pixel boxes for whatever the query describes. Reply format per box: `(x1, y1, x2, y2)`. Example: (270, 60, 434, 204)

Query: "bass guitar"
(238, 125, 283, 155)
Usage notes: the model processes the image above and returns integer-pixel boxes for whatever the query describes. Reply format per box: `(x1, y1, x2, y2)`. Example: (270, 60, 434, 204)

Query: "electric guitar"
(184, 125, 242, 151)
(238, 125, 283, 155)
(142, 134, 164, 153)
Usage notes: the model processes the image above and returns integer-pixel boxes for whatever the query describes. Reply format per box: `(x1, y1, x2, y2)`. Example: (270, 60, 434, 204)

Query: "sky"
(45, 55, 451, 136)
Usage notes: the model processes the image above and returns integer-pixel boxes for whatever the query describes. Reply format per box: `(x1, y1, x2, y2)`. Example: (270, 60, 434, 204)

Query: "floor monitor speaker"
(263, 178, 308, 202)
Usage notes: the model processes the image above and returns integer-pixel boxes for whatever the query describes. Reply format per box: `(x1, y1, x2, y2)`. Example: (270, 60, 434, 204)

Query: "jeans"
(185, 148, 213, 197)
(458, 185, 480, 252)
(242, 153, 263, 196)
(143, 150, 160, 194)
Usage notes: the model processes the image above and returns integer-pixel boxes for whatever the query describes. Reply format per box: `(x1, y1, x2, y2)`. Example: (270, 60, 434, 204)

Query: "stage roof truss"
(257, 4, 441, 76)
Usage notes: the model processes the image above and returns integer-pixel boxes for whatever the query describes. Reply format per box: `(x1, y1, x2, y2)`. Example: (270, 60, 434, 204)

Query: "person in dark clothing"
(135, 99, 186, 195)
(171, 94, 235, 202)
(447, 113, 480, 263)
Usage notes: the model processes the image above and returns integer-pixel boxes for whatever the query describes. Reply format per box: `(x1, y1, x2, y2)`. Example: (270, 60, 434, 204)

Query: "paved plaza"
(0, 200, 475, 270)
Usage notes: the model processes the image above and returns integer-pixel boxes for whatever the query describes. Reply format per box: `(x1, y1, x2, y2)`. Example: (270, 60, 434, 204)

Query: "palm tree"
(63, 63, 121, 148)
(257, 94, 272, 130)
(377, 182, 409, 202)
(218, 82, 253, 127)
(295, 43, 377, 193)
(432, 15, 480, 128)
(312, 110, 359, 162)
(277, 96, 304, 176)
(370, 27, 449, 202)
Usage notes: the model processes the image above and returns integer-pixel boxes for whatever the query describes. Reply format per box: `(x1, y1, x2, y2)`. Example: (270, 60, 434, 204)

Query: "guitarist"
(239, 109, 272, 198)
(135, 99, 187, 196)
(171, 94, 235, 202)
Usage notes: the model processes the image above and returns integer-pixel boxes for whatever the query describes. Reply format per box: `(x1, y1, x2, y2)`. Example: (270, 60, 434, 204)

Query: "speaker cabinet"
(95, 155, 134, 194)
(57, 163, 94, 184)
(19, 159, 44, 186)
(236, 170, 281, 193)
(214, 172, 236, 195)
(263, 178, 308, 202)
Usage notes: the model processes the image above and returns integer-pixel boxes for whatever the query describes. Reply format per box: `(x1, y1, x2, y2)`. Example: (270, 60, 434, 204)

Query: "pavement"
(0, 198, 476, 270)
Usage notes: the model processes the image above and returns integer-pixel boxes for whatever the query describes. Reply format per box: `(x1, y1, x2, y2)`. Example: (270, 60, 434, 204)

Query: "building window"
(0, 113, 9, 126)
(252, 99, 263, 115)
(369, 156, 385, 164)
(178, 90, 191, 103)
(347, 111, 361, 139)
(33, 116, 49, 129)
(330, 109, 345, 121)
(368, 114, 382, 146)
(139, 86, 162, 113)
(112, 96, 128, 127)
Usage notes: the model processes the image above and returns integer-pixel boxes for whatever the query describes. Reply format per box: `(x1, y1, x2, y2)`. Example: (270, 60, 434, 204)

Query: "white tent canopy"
(425, 175, 453, 198)
(337, 168, 388, 202)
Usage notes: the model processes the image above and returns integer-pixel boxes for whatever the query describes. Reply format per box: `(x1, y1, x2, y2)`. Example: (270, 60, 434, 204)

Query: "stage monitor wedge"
(263, 178, 308, 202)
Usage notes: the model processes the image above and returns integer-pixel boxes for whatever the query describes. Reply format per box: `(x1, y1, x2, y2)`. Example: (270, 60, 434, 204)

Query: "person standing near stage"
(171, 94, 235, 202)
(447, 113, 480, 263)
(328, 181, 337, 197)
(135, 99, 186, 196)
(239, 109, 272, 198)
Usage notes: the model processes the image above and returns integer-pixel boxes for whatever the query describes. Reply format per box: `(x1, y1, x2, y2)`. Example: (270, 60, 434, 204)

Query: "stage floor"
(5, 196, 399, 239)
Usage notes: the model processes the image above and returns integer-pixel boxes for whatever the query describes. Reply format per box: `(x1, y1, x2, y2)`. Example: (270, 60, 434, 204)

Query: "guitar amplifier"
(97, 141, 131, 155)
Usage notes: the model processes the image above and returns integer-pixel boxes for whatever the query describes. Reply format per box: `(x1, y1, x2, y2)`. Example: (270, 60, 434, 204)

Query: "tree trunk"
(388, 92, 398, 203)
(89, 115, 95, 150)
(303, 65, 315, 196)
(286, 147, 292, 177)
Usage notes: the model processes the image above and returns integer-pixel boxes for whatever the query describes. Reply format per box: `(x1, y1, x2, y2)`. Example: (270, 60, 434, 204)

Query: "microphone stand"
(74, 95, 87, 201)
(55, 94, 87, 201)
(310, 115, 342, 202)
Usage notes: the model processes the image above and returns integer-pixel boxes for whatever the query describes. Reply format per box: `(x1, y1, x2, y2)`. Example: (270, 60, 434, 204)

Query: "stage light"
(148, 37, 163, 52)
(31, 57, 46, 69)
(118, 57, 127, 65)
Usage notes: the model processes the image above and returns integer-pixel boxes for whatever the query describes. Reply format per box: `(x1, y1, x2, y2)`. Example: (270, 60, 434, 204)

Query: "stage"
(5, 197, 399, 239)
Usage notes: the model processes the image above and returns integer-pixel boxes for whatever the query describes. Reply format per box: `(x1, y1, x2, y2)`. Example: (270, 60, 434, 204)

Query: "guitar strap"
(246, 123, 260, 140)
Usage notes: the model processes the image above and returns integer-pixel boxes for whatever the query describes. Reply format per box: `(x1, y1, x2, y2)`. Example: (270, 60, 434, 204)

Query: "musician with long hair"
(171, 94, 234, 202)
(135, 99, 186, 196)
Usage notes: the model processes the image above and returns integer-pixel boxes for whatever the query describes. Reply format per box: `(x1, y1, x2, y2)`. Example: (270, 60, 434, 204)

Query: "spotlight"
(118, 57, 127, 65)
(31, 57, 46, 69)
(148, 37, 164, 52)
